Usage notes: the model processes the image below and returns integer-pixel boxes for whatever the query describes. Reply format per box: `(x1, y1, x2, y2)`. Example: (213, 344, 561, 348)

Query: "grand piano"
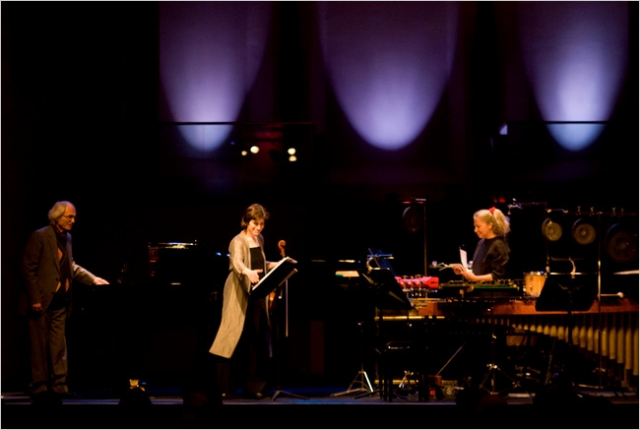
(68, 242, 229, 392)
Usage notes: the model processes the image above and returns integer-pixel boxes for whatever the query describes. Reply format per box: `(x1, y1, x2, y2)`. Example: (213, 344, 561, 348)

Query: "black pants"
(27, 293, 70, 395)
(216, 297, 271, 396)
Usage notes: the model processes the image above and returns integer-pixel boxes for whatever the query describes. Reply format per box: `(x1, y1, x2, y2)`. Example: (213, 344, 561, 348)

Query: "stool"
(381, 341, 429, 401)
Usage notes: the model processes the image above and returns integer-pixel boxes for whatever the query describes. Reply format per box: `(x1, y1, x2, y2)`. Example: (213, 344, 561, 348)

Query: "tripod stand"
(331, 320, 376, 397)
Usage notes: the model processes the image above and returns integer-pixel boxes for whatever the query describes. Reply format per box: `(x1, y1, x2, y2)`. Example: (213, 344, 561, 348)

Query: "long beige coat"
(209, 232, 268, 359)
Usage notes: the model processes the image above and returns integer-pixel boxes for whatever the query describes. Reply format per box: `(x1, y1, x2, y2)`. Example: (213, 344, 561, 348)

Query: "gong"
(403, 205, 422, 233)
(541, 218, 563, 242)
(572, 218, 596, 245)
(604, 222, 639, 265)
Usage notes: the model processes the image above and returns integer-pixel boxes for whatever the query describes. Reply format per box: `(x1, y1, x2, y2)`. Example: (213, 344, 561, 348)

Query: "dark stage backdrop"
(2, 2, 637, 392)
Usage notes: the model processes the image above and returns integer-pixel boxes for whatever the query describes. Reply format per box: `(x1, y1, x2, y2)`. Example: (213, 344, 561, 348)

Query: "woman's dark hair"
(240, 203, 269, 228)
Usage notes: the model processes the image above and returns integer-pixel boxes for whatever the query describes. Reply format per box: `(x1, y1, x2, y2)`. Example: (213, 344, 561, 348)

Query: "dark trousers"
(216, 297, 271, 396)
(27, 294, 70, 395)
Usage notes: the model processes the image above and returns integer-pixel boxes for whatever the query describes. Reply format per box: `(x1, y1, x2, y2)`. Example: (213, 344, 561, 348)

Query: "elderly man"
(21, 201, 109, 401)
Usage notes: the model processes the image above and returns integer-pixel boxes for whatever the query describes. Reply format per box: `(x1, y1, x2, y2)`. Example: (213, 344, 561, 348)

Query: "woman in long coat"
(210, 203, 275, 398)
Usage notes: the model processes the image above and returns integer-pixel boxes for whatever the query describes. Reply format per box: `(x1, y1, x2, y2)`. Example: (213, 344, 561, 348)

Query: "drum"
(524, 272, 546, 297)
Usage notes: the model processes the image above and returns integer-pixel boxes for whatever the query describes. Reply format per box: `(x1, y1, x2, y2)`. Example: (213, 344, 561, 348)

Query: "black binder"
(535, 274, 597, 312)
(251, 257, 298, 299)
(360, 268, 412, 310)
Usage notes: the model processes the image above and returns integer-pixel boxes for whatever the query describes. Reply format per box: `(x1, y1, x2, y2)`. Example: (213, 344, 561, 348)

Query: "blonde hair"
(474, 207, 510, 236)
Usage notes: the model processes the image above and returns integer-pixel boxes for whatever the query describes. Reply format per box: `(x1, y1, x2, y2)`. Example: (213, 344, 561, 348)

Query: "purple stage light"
(517, 2, 628, 151)
(159, 2, 271, 151)
(546, 123, 607, 152)
(318, 2, 459, 150)
(175, 124, 234, 153)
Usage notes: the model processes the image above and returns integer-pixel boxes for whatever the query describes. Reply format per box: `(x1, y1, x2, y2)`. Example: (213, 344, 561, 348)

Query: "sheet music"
(459, 248, 469, 272)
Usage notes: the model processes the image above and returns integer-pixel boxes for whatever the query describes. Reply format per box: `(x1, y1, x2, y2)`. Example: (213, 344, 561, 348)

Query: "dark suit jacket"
(21, 225, 98, 315)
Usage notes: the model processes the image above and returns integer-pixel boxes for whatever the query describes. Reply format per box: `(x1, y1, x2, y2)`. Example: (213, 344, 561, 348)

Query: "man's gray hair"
(48, 201, 75, 225)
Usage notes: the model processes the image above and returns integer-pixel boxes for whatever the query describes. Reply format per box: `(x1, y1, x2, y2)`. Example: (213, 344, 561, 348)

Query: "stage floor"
(2, 384, 638, 429)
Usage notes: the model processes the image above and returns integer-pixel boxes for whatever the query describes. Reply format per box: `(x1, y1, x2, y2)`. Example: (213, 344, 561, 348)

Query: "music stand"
(251, 257, 298, 299)
(268, 250, 307, 402)
(535, 274, 597, 314)
(535, 272, 597, 386)
(361, 268, 412, 312)
(331, 268, 411, 398)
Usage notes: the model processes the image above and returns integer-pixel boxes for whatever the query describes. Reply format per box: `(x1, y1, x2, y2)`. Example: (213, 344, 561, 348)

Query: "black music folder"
(251, 257, 298, 299)
(360, 268, 412, 310)
(535, 274, 597, 312)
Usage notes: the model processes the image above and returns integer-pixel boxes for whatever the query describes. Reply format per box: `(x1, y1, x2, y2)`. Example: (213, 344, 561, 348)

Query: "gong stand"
(402, 198, 427, 275)
(566, 209, 630, 393)
(586, 210, 630, 394)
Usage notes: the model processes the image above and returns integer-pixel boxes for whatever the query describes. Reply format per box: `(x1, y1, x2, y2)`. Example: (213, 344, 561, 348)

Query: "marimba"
(378, 295, 638, 388)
